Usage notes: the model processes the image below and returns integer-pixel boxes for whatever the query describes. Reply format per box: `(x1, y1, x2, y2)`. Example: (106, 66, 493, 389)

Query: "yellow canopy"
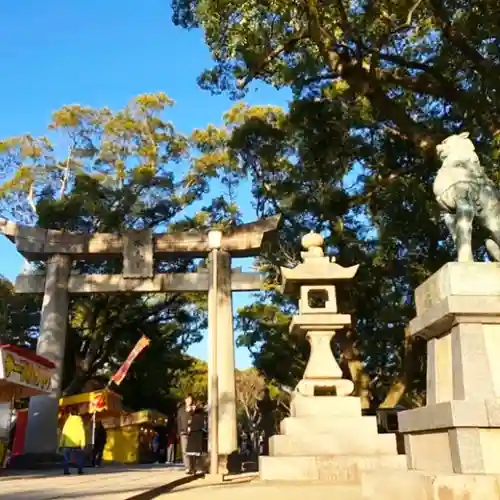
(103, 409, 167, 429)
(59, 389, 122, 415)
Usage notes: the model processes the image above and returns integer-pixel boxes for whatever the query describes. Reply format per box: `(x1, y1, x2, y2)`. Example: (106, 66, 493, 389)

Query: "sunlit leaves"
(0, 93, 200, 227)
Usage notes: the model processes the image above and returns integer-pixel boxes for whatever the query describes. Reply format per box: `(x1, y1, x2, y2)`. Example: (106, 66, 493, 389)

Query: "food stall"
(58, 389, 123, 417)
(101, 409, 168, 464)
(0, 344, 56, 467)
(58, 389, 123, 463)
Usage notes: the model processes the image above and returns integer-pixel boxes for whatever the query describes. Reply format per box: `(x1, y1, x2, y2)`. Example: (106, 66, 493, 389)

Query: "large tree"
(172, 0, 500, 150)
(173, 1, 500, 408)
(0, 93, 236, 409)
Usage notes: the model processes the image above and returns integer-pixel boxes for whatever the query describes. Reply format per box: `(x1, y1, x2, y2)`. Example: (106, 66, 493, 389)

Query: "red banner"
(13, 410, 28, 456)
(110, 335, 150, 386)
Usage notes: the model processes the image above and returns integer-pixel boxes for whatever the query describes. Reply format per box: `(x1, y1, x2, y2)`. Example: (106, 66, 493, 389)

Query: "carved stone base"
(259, 393, 402, 481)
(290, 314, 354, 396)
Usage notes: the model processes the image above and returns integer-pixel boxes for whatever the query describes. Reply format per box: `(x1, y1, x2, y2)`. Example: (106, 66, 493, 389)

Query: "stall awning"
(0, 345, 56, 402)
(59, 389, 122, 415)
(103, 409, 168, 429)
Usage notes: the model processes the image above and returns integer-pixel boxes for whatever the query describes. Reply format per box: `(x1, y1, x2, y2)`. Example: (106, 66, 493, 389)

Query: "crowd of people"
(56, 391, 276, 475)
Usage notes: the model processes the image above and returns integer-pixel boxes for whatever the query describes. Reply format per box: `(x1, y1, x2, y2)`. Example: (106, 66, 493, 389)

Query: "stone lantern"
(259, 231, 405, 484)
(281, 231, 358, 397)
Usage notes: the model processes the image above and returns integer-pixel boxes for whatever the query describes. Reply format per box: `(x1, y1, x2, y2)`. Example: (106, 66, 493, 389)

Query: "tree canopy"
(0, 93, 237, 410)
(2, 0, 500, 410)
(173, 0, 500, 408)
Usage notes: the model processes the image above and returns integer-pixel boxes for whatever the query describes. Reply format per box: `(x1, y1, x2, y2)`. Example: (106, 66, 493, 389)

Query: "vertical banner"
(12, 410, 28, 456)
(109, 335, 150, 387)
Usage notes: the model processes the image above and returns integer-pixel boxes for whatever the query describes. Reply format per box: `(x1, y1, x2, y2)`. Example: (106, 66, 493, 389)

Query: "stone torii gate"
(0, 215, 280, 461)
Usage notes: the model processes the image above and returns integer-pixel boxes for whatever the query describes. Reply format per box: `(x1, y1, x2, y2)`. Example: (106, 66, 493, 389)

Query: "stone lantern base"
(260, 393, 406, 482)
(259, 312, 405, 483)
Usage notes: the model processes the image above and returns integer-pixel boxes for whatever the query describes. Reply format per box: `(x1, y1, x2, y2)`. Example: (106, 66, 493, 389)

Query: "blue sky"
(0, 1, 289, 368)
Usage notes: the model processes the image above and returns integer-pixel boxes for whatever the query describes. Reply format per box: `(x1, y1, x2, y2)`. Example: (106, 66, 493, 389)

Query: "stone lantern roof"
(280, 231, 359, 295)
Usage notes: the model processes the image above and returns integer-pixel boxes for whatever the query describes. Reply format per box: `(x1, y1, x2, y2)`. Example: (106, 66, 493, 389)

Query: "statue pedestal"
(361, 263, 500, 500)
(260, 314, 405, 483)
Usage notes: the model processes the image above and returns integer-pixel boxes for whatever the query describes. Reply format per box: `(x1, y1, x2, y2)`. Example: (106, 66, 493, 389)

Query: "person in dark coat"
(166, 417, 177, 464)
(92, 421, 107, 468)
(257, 388, 276, 456)
(177, 394, 193, 472)
(185, 402, 206, 474)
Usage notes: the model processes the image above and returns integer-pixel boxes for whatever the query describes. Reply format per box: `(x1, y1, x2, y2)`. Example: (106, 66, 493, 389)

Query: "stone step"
(291, 395, 362, 418)
(260, 455, 407, 482)
(280, 416, 379, 436)
(269, 432, 398, 456)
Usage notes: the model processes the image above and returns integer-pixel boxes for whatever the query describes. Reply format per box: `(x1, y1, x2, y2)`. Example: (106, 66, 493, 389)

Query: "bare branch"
(27, 182, 37, 214)
(59, 145, 74, 199)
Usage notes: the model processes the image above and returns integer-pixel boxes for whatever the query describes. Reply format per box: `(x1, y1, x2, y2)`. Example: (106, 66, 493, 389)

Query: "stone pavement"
(0, 463, 186, 500)
(162, 474, 361, 500)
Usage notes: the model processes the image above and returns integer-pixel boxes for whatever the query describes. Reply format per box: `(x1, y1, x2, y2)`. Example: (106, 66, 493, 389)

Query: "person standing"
(166, 418, 177, 464)
(185, 400, 206, 474)
(256, 388, 276, 456)
(177, 394, 193, 472)
(92, 421, 107, 468)
(59, 409, 87, 475)
(157, 428, 167, 464)
(151, 432, 161, 463)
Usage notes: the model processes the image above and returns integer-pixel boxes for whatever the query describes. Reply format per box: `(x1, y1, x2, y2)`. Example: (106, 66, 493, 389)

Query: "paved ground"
(0, 463, 187, 500)
(163, 474, 361, 500)
(1, 466, 363, 500)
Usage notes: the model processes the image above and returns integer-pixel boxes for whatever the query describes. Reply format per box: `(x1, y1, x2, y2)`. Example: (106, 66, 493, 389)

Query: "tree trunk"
(63, 371, 89, 396)
(378, 379, 406, 409)
(337, 333, 371, 409)
(347, 359, 372, 409)
(378, 333, 423, 409)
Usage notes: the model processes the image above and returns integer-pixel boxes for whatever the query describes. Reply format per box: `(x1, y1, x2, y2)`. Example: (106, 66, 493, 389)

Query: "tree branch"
(429, 0, 500, 80)
(237, 29, 309, 89)
(59, 144, 74, 199)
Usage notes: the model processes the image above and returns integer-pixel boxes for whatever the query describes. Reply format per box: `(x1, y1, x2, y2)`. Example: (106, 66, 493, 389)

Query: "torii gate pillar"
(208, 248, 238, 462)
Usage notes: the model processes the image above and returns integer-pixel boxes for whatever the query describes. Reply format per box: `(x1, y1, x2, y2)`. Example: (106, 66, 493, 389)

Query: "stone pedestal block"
(260, 393, 402, 481)
(280, 415, 379, 435)
(399, 263, 500, 475)
(270, 432, 397, 456)
(361, 263, 500, 499)
(290, 394, 362, 418)
(260, 455, 406, 482)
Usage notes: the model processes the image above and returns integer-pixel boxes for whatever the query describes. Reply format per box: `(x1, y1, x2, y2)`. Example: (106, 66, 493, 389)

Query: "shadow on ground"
(0, 471, 205, 500)
(2, 463, 184, 480)
(2, 485, 149, 500)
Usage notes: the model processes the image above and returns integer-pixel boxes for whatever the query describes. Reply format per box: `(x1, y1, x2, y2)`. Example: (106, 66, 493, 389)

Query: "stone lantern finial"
(301, 231, 325, 258)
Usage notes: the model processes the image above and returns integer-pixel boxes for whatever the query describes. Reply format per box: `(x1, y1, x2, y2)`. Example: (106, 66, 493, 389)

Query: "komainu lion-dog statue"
(433, 132, 500, 262)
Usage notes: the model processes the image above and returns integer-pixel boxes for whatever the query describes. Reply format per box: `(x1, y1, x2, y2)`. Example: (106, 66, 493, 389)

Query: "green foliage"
(173, 357, 209, 401)
(174, 0, 500, 406)
(0, 93, 239, 411)
(0, 276, 41, 349)
(172, 0, 500, 153)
